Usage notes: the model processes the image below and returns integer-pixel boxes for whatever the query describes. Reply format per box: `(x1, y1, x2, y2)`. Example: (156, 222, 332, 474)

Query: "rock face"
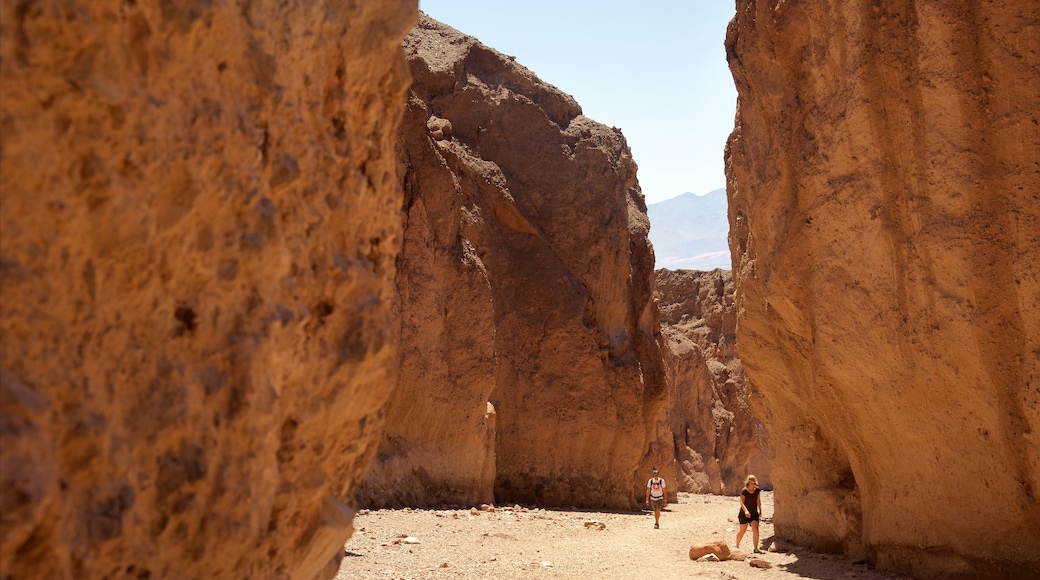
(654, 269, 769, 494)
(0, 2, 416, 579)
(357, 15, 668, 510)
(726, 1, 1040, 578)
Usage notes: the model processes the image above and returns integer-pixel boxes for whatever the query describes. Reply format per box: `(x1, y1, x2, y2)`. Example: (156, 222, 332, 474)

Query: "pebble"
(402, 536, 421, 545)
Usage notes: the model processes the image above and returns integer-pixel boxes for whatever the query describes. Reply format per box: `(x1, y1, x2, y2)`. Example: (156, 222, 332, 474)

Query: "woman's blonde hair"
(745, 474, 758, 485)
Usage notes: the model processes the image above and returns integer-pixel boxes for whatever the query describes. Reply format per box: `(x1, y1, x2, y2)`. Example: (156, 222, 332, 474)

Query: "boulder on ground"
(689, 540, 731, 561)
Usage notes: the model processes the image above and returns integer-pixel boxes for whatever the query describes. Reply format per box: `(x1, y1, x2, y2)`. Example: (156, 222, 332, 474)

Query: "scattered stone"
(749, 559, 772, 569)
(768, 541, 778, 552)
(689, 540, 731, 561)
(481, 504, 496, 512)
(584, 521, 606, 530)
(470, 508, 480, 516)
(727, 549, 749, 561)
(541, 561, 553, 568)
(402, 536, 421, 545)
(440, 561, 449, 568)
(358, 509, 370, 516)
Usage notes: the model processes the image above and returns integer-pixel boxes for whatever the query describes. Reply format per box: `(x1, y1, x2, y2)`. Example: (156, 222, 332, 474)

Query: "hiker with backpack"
(645, 467, 667, 528)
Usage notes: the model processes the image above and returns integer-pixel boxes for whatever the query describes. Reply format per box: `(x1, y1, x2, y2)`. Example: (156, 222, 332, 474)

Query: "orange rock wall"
(358, 16, 668, 510)
(655, 269, 769, 495)
(0, 2, 416, 578)
(726, 1, 1040, 577)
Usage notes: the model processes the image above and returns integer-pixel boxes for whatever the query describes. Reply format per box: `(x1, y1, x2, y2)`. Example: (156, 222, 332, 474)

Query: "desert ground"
(335, 491, 910, 579)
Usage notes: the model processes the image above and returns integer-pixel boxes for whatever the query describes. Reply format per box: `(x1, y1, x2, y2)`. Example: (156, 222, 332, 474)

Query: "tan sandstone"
(356, 14, 668, 511)
(0, 1, 417, 578)
(655, 268, 769, 494)
(726, 0, 1040, 578)
(689, 539, 732, 561)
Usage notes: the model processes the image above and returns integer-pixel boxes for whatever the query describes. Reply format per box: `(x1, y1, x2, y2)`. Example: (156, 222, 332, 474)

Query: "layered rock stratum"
(357, 15, 668, 510)
(655, 269, 768, 495)
(0, 2, 417, 578)
(726, 1, 1040, 578)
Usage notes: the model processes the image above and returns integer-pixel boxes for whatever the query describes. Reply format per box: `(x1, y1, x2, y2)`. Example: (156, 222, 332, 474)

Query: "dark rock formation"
(726, 0, 1040, 577)
(0, 2, 417, 578)
(357, 15, 668, 510)
(655, 269, 768, 494)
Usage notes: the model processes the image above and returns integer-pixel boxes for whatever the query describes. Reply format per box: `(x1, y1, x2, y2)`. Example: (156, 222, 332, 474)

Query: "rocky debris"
(728, 548, 750, 561)
(750, 559, 772, 569)
(357, 13, 667, 510)
(0, 1, 416, 578)
(726, 0, 1040, 577)
(655, 269, 769, 494)
(584, 521, 607, 530)
(689, 540, 732, 561)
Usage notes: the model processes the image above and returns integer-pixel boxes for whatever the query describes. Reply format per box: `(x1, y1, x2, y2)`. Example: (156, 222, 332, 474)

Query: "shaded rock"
(726, 0, 1040, 578)
(0, 1, 416, 578)
(749, 558, 772, 569)
(358, 14, 667, 510)
(655, 269, 769, 494)
(689, 540, 731, 561)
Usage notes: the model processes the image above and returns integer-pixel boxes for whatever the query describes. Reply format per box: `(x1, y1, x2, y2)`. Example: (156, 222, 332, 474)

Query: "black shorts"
(738, 511, 759, 524)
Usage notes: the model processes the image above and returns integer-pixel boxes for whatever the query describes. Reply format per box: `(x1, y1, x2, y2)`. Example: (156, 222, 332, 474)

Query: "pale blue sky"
(418, 0, 737, 205)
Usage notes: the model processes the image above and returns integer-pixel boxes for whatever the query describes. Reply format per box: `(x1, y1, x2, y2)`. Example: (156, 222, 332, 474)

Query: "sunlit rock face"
(0, 2, 416, 578)
(357, 15, 668, 510)
(726, 1, 1040, 577)
(655, 269, 769, 495)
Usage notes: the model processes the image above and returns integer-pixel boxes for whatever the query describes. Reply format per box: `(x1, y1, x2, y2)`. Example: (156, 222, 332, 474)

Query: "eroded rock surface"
(655, 269, 768, 494)
(0, 2, 416, 578)
(726, 1, 1040, 577)
(357, 15, 668, 510)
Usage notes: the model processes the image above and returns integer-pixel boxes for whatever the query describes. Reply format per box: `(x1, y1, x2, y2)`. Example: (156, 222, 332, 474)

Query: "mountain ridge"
(648, 187, 731, 270)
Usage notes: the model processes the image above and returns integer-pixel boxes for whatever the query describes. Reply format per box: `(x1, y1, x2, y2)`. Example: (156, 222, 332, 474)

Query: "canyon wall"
(654, 269, 769, 495)
(0, 2, 417, 579)
(726, 1, 1040, 578)
(357, 15, 669, 510)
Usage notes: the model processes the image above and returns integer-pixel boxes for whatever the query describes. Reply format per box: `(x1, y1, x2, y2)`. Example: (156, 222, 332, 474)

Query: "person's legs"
(736, 523, 748, 548)
(751, 520, 760, 551)
(654, 505, 661, 526)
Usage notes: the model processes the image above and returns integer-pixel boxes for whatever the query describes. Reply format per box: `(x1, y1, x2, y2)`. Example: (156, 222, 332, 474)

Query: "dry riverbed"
(335, 491, 910, 579)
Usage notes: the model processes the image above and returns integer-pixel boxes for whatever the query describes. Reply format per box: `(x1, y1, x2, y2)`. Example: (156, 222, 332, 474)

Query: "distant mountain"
(647, 188, 731, 270)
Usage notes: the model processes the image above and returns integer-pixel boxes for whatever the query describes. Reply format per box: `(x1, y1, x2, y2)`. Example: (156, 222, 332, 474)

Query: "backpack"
(649, 477, 664, 499)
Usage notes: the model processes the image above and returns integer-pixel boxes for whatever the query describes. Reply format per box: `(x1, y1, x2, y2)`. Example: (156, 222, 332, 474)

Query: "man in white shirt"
(645, 467, 667, 529)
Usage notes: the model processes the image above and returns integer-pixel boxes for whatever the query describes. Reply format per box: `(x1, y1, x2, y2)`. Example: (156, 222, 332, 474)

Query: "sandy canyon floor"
(335, 492, 910, 579)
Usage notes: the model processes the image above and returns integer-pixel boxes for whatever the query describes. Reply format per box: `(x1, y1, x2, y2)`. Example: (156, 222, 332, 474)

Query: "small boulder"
(689, 540, 731, 561)
(727, 548, 749, 561)
(750, 558, 772, 569)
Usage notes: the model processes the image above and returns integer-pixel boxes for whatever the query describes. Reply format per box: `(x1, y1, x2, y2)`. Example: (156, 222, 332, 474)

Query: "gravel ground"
(335, 492, 910, 579)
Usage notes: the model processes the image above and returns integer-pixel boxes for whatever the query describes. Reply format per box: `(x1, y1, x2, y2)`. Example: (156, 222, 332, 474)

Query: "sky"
(418, 0, 738, 205)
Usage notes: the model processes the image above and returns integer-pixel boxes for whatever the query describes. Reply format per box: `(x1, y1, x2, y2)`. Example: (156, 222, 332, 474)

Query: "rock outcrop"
(655, 269, 768, 494)
(726, 1, 1040, 577)
(357, 15, 668, 510)
(0, 2, 416, 578)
